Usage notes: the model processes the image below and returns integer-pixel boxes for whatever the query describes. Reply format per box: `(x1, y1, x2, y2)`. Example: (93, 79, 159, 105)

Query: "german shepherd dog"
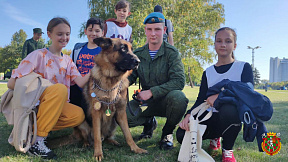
(79, 37, 147, 160)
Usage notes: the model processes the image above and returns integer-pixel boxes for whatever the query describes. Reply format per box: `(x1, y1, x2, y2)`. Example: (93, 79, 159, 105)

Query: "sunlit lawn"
(0, 84, 287, 161)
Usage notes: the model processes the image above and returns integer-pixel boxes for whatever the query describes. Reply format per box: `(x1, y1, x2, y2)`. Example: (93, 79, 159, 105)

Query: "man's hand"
(206, 94, 219, 107)
(137, 90, 153, 101)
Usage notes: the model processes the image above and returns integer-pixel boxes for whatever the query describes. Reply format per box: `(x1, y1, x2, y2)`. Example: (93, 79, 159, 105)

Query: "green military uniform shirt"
(128, 41, 186, 100)
(22, 38, 45, 59)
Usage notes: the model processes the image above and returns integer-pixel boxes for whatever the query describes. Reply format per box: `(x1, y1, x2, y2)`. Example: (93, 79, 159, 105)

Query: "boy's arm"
(167, 20, 174, 46)
(168, 32, 174, 46)
(103, 22, 108, 37)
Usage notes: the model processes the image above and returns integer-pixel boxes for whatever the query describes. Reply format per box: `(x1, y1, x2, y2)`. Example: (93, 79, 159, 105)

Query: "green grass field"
(0, 84, 287, 162)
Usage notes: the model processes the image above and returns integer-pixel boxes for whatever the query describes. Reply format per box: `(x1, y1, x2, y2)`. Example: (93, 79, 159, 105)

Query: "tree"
(0, 29, 27, 73)
(253, 67, 261, 85)
(0, 45, 18, 73)
(84, 0, 224, 84)
(182, 57, 203, 86)
(11, 29, 27, 47)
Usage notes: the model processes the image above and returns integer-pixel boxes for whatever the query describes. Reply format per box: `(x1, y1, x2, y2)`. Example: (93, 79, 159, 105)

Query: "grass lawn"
(0, 84, 287, 161)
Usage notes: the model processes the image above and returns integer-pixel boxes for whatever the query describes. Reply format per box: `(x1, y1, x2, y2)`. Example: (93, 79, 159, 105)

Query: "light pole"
(247, 46, 261, 69)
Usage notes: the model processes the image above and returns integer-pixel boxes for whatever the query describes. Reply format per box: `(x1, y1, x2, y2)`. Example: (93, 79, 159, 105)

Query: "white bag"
(178, 102, 215, 162)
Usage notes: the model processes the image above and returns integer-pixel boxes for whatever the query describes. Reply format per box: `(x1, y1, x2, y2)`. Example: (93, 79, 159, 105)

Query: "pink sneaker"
(222, 149, 236, 162)
(209, 137, 221, 150)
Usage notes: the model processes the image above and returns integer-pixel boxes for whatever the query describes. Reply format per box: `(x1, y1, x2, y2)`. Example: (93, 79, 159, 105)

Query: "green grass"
(0, 84, 287, 161)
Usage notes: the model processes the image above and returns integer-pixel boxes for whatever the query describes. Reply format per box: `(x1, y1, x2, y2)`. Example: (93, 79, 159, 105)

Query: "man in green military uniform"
(127, 12, 188, 150)
(22, 28, 45, 59)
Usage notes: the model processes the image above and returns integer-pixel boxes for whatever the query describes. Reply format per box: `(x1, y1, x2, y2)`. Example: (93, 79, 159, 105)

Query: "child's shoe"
(222, 149, 236, 162)
(28, 139, 57, 160)
(209, 137, 221, 150)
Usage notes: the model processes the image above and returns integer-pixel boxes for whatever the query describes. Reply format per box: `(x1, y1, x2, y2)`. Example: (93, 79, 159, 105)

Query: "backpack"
(0, 72, 52, 153)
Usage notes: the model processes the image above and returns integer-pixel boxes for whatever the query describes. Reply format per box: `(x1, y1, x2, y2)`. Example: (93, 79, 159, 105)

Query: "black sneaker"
(28, 139, 57, 160)
(139, 116, 157, 140)
(159, 134, 174, 150)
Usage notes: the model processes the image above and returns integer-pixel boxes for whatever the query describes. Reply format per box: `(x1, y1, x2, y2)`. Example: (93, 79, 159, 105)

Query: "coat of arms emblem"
(261, 132, 281, 156)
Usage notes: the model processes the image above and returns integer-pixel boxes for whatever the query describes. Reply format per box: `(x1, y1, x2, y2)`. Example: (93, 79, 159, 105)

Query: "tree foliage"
(62, 49, 72, 55)
(253, 66, 261, 85)
(45, 39, 52, 47)
(0, 29, 27, 73)
(11, 29, 27, 47)
(82, 0, 224, 84)
(0, 29, 52, 73)
(269, 81, 288, 90)
(255, 80, 288, 90)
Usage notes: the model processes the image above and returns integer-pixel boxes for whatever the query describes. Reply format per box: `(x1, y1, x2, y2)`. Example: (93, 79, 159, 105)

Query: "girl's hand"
(7, 77, 16, 90)
(206, 94, 219, 107)
(74, 72, 90, 88)
(179, 114, 191, 131)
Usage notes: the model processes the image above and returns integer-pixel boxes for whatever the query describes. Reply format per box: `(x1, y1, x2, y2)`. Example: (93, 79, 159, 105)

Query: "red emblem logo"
(261, 132, 281, 156)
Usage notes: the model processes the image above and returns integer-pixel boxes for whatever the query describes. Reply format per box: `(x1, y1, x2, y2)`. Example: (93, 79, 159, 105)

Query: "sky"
(0, 0, 287, 80)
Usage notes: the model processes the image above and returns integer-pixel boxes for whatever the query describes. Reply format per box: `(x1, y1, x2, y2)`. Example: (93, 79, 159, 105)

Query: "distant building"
(269, 57, 288, 82)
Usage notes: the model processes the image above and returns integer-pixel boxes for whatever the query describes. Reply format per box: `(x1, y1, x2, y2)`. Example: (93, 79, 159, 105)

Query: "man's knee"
(167, 90, 187, 100)
(166, 90, 188, 112)
(164, 90, 188, 125)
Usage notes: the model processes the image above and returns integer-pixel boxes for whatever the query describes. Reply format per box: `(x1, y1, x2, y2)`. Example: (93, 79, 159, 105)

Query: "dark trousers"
(70, 84, 92, 126)
(176, 103, 241, 150)
(127, 90, 188, 138)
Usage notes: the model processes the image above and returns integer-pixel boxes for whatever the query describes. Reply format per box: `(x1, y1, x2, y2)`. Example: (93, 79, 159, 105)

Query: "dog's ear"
(93, 37, 113, 50)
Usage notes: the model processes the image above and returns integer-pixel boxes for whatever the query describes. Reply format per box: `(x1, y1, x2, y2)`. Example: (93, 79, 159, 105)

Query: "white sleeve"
(166, 19, 174, 33)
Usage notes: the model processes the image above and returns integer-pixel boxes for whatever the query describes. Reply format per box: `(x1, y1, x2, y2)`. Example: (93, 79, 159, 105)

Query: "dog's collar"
(92, 79, 122, 92)
(91, 80, 123, 107)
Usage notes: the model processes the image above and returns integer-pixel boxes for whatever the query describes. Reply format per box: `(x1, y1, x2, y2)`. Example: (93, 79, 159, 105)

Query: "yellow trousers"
(36, 83, 85, 137)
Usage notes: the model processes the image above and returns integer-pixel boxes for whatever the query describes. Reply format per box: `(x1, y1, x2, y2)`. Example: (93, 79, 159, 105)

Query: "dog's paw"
(94, 151, 104, 161)
(132, 147, 148, 154)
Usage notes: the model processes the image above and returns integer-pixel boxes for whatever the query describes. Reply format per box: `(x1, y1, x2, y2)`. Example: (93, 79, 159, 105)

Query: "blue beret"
(143, 12, 165, 24)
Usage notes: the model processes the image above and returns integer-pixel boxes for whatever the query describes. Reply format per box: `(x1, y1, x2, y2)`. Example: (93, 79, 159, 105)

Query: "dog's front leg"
(116, 109, 148, 154)
(92, 109, 103, 161)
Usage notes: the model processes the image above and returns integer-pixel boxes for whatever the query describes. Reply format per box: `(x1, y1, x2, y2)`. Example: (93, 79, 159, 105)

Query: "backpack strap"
(165, 19, 169, 35)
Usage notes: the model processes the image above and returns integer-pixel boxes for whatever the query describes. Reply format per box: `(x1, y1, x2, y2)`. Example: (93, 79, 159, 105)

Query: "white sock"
(35, 136, 45, 142)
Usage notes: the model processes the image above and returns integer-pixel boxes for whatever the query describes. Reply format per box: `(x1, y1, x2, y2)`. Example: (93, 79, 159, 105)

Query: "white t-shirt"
(206, 60, 246, 88)
(105, 21, 132, 42)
